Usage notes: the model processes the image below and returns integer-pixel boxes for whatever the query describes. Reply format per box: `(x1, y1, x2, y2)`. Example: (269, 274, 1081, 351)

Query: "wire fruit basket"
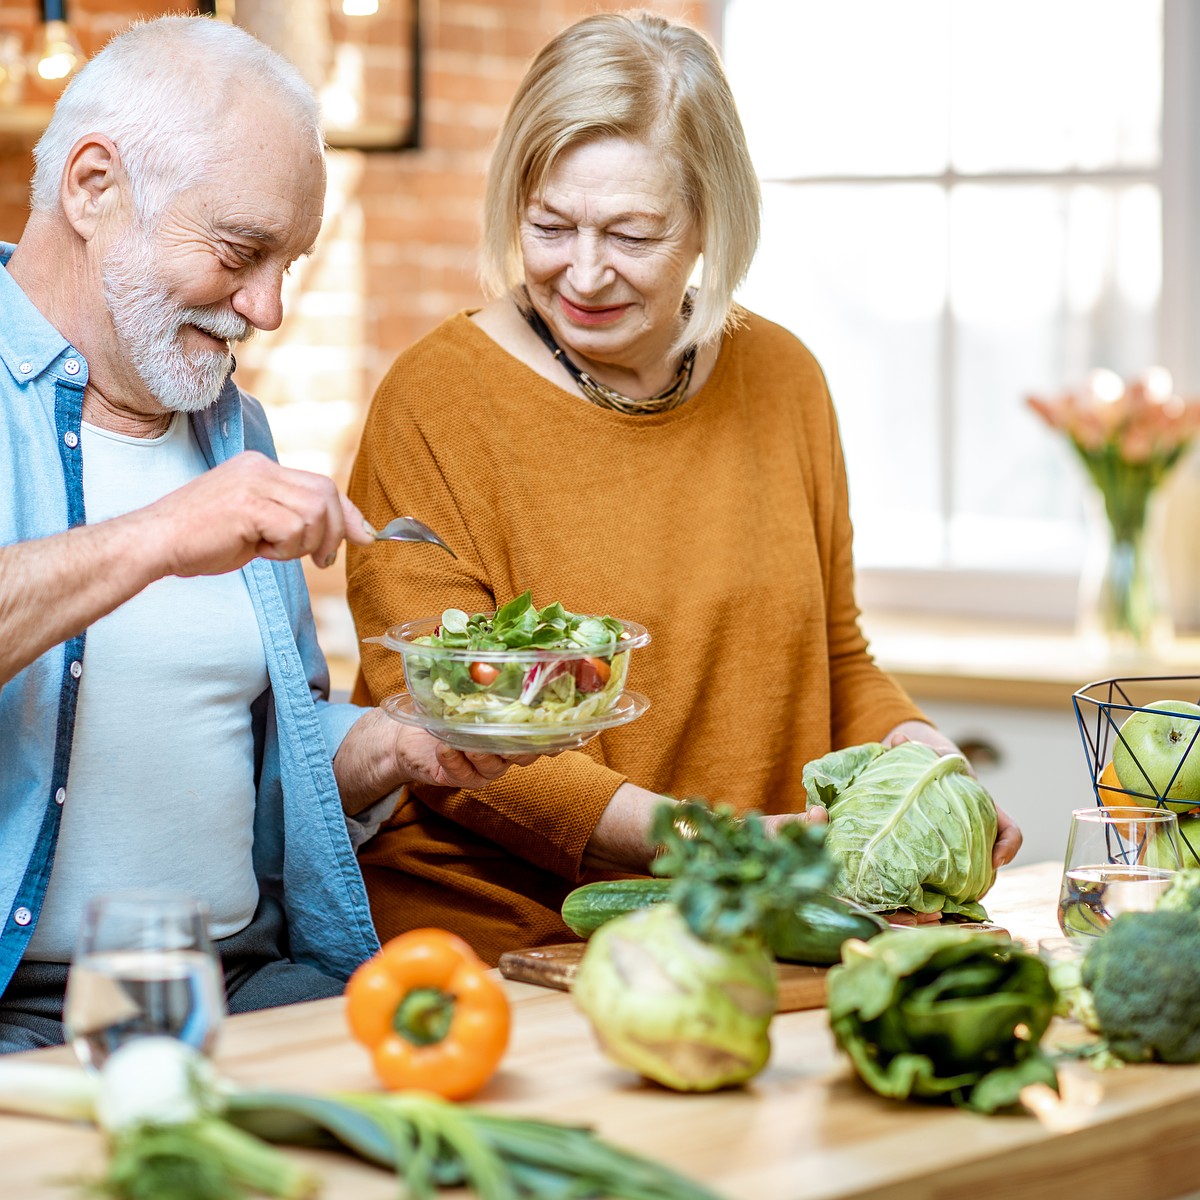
(1072, 675, 1200, 866)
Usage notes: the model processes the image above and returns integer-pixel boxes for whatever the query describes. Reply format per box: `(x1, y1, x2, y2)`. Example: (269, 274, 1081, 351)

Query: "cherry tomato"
(572, 656, 612, 693)
(470, 661, 500, 686)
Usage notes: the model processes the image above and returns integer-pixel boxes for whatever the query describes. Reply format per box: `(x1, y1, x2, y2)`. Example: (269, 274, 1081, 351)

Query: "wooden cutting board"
(498, 942, 831, 1012)
(498, 918, 1011, 1013)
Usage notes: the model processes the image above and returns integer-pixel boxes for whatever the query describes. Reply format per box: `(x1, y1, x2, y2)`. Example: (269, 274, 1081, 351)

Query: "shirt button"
(55, 787, 66, 805)
(222, 422, 229, 437)
(13, 907, 31, 927)
(18, 362, 32, 374)
(63, 430, 79, 449)
(64, 359, 80, 375)
(70, 660, 82, 679)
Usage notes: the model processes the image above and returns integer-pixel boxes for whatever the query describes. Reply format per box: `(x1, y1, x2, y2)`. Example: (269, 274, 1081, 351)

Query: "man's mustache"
(182, 306, 256, 344)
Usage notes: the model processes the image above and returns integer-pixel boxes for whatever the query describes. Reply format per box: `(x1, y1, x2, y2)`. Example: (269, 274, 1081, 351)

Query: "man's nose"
(231, 267, 285, 332)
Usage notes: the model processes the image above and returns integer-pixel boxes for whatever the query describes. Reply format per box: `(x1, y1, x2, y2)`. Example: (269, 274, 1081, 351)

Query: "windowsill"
(861, 608, 1200, 710)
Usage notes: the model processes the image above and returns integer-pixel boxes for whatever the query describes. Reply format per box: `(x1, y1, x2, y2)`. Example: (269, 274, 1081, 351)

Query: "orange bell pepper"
(345, 928, 511, 1100)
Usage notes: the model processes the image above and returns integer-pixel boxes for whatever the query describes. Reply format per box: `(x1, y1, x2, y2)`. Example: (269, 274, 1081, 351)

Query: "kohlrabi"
(571, 800, 835, 1092)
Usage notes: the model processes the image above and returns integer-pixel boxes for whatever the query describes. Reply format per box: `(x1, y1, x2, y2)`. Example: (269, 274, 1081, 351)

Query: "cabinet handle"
(955, 737, 1002, 769)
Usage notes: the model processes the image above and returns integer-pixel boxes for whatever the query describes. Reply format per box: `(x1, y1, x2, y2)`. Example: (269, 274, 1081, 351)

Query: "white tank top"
(26, 413, 267, 961)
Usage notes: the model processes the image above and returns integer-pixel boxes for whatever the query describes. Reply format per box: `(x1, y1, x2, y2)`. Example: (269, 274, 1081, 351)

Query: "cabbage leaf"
(802, 741, 997, 919)
(827, 927, 1059, 1113)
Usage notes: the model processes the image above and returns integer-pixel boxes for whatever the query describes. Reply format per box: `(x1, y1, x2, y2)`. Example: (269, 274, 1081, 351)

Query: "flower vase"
(1076, 488, 1173, 655)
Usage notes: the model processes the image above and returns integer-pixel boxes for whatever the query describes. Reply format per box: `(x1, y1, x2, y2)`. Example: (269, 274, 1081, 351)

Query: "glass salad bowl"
(379, 689, 651, 754)
(365, 594, 652, 754)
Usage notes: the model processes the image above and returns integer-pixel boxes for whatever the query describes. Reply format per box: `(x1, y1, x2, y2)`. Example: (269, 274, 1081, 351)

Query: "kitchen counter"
(3, 863, 1199, 1200)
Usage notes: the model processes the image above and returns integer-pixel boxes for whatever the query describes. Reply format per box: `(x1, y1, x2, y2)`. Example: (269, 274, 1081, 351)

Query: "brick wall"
(0, 0, 715, 664)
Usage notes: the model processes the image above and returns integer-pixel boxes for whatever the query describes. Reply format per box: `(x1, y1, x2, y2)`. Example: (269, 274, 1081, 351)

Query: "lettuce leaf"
(803, 741, 997, 919)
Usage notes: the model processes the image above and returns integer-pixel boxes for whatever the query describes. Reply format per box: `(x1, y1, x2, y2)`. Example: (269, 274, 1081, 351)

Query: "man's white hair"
(31, 16, 321, 221)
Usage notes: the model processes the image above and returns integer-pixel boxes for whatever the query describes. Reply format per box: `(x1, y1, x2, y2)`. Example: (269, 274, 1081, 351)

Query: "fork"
(362, 515, 457, 558)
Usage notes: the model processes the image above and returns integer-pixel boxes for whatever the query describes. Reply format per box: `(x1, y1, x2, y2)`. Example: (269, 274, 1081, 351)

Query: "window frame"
(718, 0, 1196, 622)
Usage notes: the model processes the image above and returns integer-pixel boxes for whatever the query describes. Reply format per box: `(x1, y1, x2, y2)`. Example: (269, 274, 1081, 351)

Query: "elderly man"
(0, 16, 512, 1052)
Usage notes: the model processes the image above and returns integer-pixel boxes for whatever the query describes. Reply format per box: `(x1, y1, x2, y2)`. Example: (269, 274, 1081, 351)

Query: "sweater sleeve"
(344, 335, 630, 881)
(814, 377, 928, 748)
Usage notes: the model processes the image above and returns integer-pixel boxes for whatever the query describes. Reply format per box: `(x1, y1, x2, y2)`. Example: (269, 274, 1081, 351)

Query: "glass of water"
(1057, 806, 1181, 938)
(64, 891, 226, 1070)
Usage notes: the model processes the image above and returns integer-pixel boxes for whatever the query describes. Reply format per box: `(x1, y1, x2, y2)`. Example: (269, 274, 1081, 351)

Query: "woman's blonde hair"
(480, 11, 761, 353)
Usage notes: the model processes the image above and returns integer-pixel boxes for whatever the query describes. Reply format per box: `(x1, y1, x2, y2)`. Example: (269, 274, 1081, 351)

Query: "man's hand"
(139, 450, 374, 577)
(0, 451, 378, 688)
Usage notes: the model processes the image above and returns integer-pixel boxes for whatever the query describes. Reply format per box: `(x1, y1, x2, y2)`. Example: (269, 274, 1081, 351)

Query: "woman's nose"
(567, 234, 613, 296)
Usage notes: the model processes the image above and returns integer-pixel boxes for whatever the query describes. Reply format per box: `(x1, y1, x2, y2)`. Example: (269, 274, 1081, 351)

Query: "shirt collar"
(0, 242, 88, 388)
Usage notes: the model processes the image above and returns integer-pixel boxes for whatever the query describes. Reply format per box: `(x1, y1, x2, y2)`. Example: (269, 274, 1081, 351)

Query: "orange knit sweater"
(345, 310, 926, 965)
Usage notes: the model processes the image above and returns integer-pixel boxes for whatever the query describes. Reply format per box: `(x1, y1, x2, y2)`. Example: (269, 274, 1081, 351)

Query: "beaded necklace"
(519, 292, 696, 416)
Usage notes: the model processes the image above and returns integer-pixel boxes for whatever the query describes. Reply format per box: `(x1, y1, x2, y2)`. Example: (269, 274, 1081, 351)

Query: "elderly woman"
(346, 12, 1021, 965)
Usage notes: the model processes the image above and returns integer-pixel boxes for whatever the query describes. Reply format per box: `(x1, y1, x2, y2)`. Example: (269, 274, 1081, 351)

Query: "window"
(722, 0, 1192, 618)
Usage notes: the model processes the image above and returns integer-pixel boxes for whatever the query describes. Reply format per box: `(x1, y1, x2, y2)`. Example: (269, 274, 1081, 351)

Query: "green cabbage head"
(803, 741, 997, 919)
(827, 927, 1059, 1113)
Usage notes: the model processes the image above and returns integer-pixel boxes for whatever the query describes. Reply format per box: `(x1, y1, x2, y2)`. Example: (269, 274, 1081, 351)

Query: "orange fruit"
(1097, 760, 1131, 805)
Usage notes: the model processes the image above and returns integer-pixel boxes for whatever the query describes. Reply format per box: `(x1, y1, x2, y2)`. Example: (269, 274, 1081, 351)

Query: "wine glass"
(1057, 806, 1182, 938)
(64, 891, 227, 1070)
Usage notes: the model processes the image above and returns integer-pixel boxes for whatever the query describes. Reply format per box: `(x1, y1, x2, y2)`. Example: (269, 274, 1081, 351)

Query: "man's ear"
(60, 134, 126, 241)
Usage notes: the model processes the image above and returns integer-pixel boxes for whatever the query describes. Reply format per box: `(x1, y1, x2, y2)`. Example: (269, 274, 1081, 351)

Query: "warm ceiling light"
(342, 0, 380, 14)
(31, 1, 84, 96)
(36, 22, 81, 82)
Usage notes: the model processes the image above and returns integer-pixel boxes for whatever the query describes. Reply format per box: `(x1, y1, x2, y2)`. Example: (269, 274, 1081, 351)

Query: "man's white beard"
(102, 227, 256, 414)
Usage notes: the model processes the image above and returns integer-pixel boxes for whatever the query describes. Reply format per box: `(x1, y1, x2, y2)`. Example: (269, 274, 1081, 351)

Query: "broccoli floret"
(1157, 868, 1200, 916)
(1082, 910, 1200, 1063)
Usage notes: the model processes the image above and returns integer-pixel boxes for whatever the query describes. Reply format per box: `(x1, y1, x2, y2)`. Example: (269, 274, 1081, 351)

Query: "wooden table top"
(3, 861, 1198, 1200)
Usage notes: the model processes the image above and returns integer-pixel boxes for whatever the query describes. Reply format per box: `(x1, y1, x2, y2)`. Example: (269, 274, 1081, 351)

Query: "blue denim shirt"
(0, 246, 381, 992)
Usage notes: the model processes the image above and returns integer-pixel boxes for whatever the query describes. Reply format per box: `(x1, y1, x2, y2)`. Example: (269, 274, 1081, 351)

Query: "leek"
(0, 1039, 720, 1199)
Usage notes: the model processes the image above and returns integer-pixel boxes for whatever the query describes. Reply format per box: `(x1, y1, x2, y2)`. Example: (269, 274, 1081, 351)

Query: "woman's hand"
(883, 719, 1023, 869)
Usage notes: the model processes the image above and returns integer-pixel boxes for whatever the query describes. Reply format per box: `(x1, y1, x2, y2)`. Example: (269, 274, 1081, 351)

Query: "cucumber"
(762, 894, 889, 965)
(561, 878, 673, 938)
(561, 879, 887, 964)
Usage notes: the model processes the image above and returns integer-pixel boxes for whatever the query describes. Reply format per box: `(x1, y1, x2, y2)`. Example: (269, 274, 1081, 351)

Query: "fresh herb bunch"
(427, 591, 624, 653)
(649, 800, 836, 946)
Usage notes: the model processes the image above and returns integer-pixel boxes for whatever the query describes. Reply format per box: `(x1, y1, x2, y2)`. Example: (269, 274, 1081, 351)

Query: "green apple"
(1112, 699, 1200, 813)
(1178, 816, 1200, 867)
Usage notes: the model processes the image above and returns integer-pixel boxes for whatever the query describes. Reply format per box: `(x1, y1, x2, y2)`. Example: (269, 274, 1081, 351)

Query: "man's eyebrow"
(215, 222, 284, 247)
(216, 224, 317, 260)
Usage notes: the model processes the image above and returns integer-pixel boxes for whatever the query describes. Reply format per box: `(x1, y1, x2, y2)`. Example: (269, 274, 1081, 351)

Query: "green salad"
(406, 591, 631, 725)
